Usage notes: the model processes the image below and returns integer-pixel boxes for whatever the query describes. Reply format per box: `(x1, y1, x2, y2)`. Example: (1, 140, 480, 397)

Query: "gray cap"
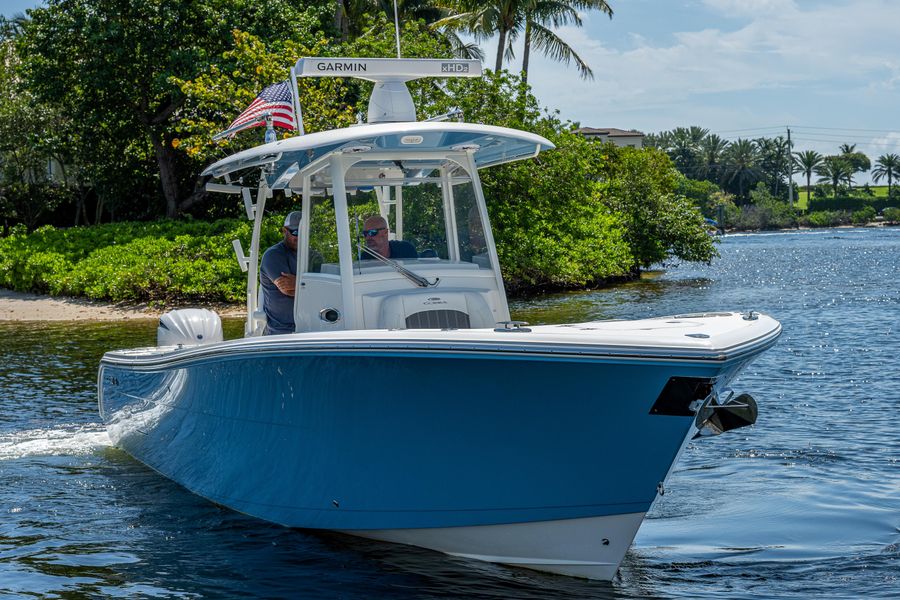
(283, 211, 301, 227)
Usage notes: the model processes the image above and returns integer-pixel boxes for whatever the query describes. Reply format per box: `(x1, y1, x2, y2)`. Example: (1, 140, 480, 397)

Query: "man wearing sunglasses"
(360, 215, 417, 260)
(260, 211, 322, 335)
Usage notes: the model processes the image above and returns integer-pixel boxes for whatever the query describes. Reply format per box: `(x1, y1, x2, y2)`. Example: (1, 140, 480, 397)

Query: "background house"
(574, 127, 645, 148)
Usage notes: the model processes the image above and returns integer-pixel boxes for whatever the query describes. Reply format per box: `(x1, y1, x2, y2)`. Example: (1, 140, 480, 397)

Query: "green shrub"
(598, 145, 717, 269)
(677, 176, 722, 218)
(851, 206, 877, 225)
(0, 218, 281, 303)
(800, 210, 851, 228)
(808, 196, 893, 213)
(483, 132, 636, 290)
(882, 207, 900, 222)
(726, 183, 799, 230)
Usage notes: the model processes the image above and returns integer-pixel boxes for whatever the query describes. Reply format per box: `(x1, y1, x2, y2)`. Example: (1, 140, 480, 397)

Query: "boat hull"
(98, 315, 780, 579)
(346, 512, 646, 580)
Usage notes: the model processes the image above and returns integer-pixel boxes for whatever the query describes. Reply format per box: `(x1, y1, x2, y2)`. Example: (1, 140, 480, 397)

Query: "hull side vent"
(405, 309, 471, 329)
(650, 377, 715, 416)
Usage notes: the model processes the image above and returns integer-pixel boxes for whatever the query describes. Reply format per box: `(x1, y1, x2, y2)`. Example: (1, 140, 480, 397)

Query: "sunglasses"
(286, 227, 299, 236)
(362, 227, 386, 237)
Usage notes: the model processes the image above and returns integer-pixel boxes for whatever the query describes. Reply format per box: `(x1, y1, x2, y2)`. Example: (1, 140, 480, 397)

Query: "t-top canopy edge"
(201, 122, 555, 180)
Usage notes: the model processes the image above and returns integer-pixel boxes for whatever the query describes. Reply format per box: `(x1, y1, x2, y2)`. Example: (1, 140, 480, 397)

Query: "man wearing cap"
(260, 211, 322, 335)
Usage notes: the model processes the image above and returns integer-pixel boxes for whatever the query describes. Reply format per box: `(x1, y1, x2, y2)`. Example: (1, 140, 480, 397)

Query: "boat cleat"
(493, 320, 532, 333)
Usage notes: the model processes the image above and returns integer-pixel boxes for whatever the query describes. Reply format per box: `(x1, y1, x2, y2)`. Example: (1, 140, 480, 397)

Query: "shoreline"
(0, 289, 244, 322)
(723, 221, 897, 235)
(2, 224, 894, 322)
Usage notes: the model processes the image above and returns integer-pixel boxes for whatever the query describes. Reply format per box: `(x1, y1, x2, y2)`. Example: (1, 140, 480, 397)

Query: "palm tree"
(755, 136, 791, 196)
(435, 0, 519, 73)
(643, 131, 671, 150)
(872, 153, 900, 198)
(698, 134, 729, 182)
(439, 0, 613, 78)
(687, 126, 709, 146)
(816, 156, 850, 198)
(520, 0, 612, 84)
(722, 138, 761, 200)
(838, 143, 870, 190)
(381, 0, 484, 59)
(794, 150, 823, 200)
(667, 127, 702, 176)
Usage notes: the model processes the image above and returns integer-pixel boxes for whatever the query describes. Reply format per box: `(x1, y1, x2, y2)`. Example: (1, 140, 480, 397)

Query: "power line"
(707, 125, 900, 138)
(790, 137, 900, 148)
(709, 133, 900, 148)
(712, 126, 785, 134)
(789, 125, 900, 134)
(788, 131, 897, 141)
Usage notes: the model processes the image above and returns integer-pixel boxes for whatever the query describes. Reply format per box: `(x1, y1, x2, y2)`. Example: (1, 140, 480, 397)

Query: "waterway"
(1, 227, 897, 598)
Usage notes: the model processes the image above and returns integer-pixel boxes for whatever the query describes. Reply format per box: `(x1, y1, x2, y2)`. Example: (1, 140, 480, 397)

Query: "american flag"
(228, 80, 297, 131)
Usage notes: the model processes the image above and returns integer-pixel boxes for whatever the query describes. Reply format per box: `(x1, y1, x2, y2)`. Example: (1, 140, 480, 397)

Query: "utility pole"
(786, 126, 794, 207)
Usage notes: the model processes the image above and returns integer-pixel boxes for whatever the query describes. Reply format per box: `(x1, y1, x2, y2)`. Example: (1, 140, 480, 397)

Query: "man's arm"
(261, 245, 294, 296)
(274, 272, 296, 296)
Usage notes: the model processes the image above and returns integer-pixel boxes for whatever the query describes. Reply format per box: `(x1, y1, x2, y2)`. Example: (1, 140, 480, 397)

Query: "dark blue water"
(1, 227, 897, 598)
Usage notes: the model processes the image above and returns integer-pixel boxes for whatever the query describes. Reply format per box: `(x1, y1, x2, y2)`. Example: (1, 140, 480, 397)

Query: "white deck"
(105, 311, 781, 366)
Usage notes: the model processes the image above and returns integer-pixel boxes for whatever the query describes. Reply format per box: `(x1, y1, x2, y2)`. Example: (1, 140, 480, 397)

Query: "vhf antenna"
(393, 0, 402, 58)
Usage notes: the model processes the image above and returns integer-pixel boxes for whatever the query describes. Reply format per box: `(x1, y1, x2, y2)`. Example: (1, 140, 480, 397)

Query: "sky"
(509, 0, 900, 184)
(4, 0, 899, 184)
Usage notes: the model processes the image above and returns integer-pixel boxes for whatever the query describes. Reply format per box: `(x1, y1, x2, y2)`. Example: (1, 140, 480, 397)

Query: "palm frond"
(529, 22, 593, 80)
(440, 29, 486, 60)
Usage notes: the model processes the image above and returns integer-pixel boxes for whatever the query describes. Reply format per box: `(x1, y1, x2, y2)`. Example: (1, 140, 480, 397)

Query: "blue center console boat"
(99, 57, 781, 580)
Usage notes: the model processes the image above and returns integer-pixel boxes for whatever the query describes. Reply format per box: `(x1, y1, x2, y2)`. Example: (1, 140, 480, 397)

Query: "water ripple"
(0, 425, 111, 460)
(0, 227, 897, 598)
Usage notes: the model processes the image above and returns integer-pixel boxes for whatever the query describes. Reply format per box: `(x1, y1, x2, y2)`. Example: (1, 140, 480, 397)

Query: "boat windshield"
(307, 158, 493, 275)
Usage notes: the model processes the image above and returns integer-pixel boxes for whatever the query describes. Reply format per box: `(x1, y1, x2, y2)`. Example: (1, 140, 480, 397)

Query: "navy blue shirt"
(361, 239, 418, 260)
(260, 241, 296, 335)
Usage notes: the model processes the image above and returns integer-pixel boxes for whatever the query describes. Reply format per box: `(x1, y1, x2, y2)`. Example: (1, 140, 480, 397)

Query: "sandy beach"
(0, 289, 243, 322)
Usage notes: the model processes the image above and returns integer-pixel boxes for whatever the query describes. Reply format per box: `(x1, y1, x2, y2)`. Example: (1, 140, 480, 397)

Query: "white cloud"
(511, 0, 900, 183)
(871, 133, 900, 157)
(525, 0, 900, 119)
(866, 61, 900, 92)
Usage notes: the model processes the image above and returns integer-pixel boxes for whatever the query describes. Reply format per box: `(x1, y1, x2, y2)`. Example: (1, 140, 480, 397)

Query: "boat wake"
(0, 424, 111, 460)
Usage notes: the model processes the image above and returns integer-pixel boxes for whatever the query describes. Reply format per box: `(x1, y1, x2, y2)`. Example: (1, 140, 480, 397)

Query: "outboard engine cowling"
(157, 309, 223, 347)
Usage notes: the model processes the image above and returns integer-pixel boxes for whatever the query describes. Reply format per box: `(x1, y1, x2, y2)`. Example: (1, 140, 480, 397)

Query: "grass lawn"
(796, 185, 890, 210)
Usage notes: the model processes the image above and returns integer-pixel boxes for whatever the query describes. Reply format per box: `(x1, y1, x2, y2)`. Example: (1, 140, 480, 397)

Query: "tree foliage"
(872, 153, 899, 198)
(599, 145, 717, 270)
(423, 70, 716, 283)
(2, 2, 723, 297)
(815, 156, 851, 198)
(0, 218, 270, 302)
(794, 149, 823, 200)
(18, 0, 331, 218)
(436, 0, 613, 80)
